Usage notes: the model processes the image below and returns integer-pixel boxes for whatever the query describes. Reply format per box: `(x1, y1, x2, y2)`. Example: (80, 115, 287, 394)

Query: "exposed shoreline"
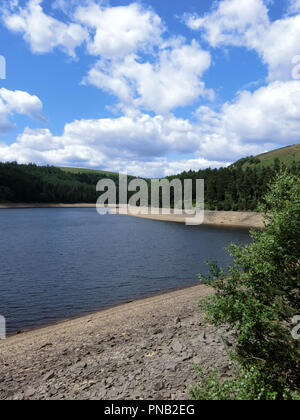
(0, 203, 264, 229)
(6, 283, 202, 338)
(0, 284, 233, 400)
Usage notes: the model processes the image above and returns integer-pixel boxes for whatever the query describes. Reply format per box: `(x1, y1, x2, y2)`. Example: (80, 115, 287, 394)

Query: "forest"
(0, 157, 300, 210)
(169, 156, 300, 211)
(0, 162, 116, 203)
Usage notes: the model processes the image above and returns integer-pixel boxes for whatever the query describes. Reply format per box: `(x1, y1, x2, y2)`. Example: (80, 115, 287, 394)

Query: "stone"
(24, 387, 36, 398)
(154, 382, 165, 391)
(171, 339, 184, 354)
(40, 343, 53, 349)
(43, 371, 55, 381)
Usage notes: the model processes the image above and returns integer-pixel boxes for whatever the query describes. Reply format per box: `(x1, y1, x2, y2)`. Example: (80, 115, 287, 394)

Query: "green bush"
(196, 172, 300, 399)
(190, 365, 299, 400)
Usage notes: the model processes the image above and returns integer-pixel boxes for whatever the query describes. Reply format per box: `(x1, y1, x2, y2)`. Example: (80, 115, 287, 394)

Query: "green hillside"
(234, 144, 300, 169)
(59, 166, 118, 177)
(255, 144, 300, 166)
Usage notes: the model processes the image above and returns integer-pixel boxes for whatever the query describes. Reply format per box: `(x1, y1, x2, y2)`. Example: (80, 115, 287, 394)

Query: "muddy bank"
(0, 285, 232, 401)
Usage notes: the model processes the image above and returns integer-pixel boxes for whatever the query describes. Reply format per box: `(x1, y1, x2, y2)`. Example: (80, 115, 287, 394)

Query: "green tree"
(198, 172, 300, 399)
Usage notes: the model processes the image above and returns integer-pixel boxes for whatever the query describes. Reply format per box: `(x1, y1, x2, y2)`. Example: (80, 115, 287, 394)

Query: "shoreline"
(6, 283, 202, 338)
(0, 203, 265, 229)
(0, 284, 232, 400)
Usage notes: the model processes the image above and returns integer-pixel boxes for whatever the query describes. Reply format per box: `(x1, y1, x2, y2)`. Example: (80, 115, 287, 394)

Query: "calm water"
(0, 209, 250, 333)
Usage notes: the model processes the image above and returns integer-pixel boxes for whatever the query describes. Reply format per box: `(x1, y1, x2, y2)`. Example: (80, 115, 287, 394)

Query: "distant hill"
(59, 167, 118, 177)
(1, 145, 300, 209)
(233, 144, 300, 169)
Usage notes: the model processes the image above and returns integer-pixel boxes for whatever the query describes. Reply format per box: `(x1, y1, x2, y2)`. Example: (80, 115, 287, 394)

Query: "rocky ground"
(0, 285, 233, 400)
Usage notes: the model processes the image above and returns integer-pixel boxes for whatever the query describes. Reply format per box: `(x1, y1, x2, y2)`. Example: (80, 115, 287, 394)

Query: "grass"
(243, 144, 300, 169)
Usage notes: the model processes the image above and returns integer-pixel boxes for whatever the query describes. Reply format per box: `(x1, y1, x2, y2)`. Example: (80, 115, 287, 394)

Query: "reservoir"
(0, 208, 251, 333)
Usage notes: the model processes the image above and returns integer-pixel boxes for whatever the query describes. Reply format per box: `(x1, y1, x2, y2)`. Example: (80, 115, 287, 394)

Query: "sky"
(0, 0, 299, 177)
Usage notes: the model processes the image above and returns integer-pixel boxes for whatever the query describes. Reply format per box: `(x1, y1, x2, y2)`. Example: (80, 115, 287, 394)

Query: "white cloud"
(75, 2, 164, 59)
(86, 39, 212, 114)
(2, 81, 299, 177)
(74, 2, 212, 113)
(193, 80, 300, 161)
(0, 112, 231, 176)
(221, 81, 300, 143)
(288, 0, 300, 14)
(0, 88, 47, 134)
(1, 0, 300, 177)
(185, 0, 300, 81)
(3, 1, 212, 114)
(185, 0, 269, 48)
(3, 0, 88, 57)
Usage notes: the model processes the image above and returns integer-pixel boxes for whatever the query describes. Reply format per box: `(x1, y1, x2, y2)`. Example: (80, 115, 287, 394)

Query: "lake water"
(0, 209, 251, 334)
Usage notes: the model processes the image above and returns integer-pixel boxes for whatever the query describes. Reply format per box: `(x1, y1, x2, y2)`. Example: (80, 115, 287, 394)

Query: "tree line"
(0, 162, 118, 203)
(169, 157, 300, 211)
(0, 158, 300, 210)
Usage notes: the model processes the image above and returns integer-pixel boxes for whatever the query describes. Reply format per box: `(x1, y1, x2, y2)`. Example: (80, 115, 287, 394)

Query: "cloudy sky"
(0, 0, 299, 177)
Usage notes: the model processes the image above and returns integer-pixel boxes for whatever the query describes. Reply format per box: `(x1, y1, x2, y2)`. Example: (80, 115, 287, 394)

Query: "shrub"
(197, 172, 300, 399)
(190, 364, 300, 400)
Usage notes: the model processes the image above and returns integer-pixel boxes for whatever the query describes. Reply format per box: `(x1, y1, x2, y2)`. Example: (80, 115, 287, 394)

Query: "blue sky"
(0, 0, 300, 176)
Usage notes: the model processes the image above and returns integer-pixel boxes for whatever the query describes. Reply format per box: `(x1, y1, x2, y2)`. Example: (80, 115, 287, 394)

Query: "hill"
(254, 144, 300, 166)
(170, 144, 300, 211)
(233, 144, 300, 169)
(1, 144, 300, 209)
(0, 163, 119, 204)
(59, 167, 118, 177)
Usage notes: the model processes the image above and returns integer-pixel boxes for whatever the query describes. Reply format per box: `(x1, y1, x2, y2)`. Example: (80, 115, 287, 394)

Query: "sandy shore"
(130, 209, 264, 229)
(0, 284, 232, 400)
(0, 203, 264, 229)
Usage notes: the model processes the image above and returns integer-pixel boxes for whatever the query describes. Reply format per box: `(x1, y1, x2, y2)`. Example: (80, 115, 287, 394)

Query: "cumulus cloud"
(75, 2, 212, 113)
(3, 1, 213, 114)
(3, 80, 300, 177)
(86, 39, 212, 114)
(3, 0, 88, 57)
(221, 81, 300, 143)
(193, 80, 300, 159)
(185, 0, 269, 48)
(75, 2, 164, 59)
(185, 0, 300, 81)
(288, 0, 300, 14)
(0, 88, 47, 134)
(0, 112, 232, 176)
(1, 0, 300, 177)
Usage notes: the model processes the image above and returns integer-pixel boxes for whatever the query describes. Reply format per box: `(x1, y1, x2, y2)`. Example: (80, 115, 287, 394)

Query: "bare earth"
(0, 203, 264, 229)
(0, 285, 233, 401)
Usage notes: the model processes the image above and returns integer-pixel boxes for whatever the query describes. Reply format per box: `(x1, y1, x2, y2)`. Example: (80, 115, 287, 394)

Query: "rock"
(43, 371, 55, 382)
(179, 352, 193, 362)
(165, 361, 179, 372)
(154, 382, 165, 391)
(40, 343, 52, 349)
(138, 339, 148, 349)
(171, 339, 184, 354)
(192, 356, 202, 365)
(24, 387, 36, 398)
